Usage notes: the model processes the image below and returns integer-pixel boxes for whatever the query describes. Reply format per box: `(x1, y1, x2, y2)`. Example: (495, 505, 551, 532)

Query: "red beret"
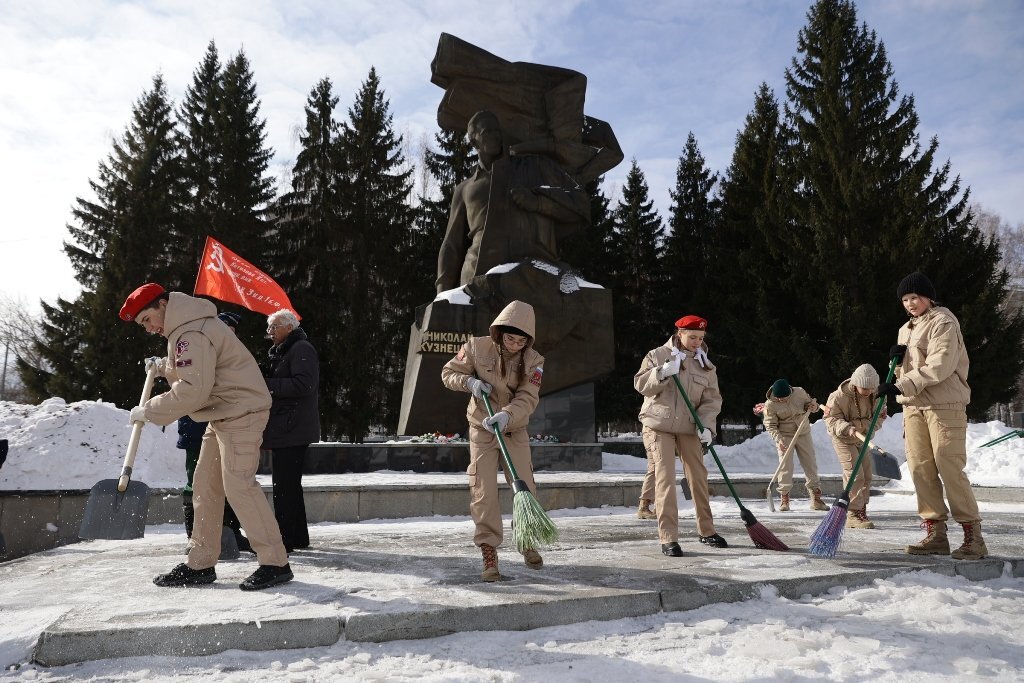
(119, 283, 166, 321)
(675, 315, 708, 331)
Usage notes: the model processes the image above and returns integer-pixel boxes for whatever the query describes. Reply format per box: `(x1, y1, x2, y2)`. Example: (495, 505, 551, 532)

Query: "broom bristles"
(747, 521, 789, 551)
(809, 498, 849, 558)
(511, 490, 558, 553)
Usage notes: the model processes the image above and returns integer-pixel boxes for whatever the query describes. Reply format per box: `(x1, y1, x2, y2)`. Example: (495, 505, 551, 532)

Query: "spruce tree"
(23, 75, 185, 406)
(213, 49, 276, 273)
(664, 132, 719, 319)
(780, 0, 1024, 416)
(273, 77, 349, 438)
(174, 40, 223, 289)
(714, 84, 791, 421)
(604, 160, 666, 423)
(336, 68, 415, 440)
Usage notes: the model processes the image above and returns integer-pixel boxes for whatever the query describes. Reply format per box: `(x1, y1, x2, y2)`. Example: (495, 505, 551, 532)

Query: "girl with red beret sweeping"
(634, 315, 727, 557)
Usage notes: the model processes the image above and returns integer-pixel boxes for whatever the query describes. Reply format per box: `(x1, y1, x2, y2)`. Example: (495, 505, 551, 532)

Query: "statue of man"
(435, 110, 590, 294)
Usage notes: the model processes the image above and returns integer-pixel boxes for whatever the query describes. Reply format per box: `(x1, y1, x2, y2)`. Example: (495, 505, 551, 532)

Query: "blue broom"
(809, 355, 900, 558)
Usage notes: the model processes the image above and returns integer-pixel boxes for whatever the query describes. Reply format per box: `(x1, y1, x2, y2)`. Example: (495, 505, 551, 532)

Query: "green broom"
(480, 391, 559, 552)
(809, 355, 899, 558)
(671, 375, 788, 551)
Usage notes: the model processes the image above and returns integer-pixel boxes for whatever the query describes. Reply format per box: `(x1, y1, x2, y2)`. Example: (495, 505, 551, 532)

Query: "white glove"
(656, 355, 681, 381)
(467, 377, 492, 400)
(129, 406, 148, 425)
(698, 428, 713, 448)
(692, 347, 709, 368)
(482, 411, 510, 434)
(144, 356, 165, 376)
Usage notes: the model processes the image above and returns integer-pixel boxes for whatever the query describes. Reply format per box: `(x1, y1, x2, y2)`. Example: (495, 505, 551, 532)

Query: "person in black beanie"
(262, 309, 320, 552)
(877, 272, 987, 560)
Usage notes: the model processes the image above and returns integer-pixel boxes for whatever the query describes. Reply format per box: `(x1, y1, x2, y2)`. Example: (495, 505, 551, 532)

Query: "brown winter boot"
(480, 543, 500, 582)
(637, 498, 657, 520)
(846, 508, 875, 529)
(522, 548, 544, 569)
(951, 522, 988, 560)
(778, 492, 791, 512)
(907, 519, 950, 555)
(809, 488, 830, 511)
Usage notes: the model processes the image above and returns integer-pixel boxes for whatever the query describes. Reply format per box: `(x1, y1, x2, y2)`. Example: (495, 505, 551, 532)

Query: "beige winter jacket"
(441, 301, 545, 431)
(635, 337, 722, 435)
(762, 386, 816, 441)
(825, 379, 887, 441)
(894, 306, 970, 409)
(144, 292, 272, 426)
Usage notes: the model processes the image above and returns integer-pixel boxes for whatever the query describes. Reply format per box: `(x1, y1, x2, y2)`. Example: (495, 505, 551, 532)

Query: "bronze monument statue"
(398, 34, 623, 442)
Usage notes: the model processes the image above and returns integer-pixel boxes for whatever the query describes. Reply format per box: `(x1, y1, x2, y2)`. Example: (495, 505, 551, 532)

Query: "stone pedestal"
(397, 260, 613, 442)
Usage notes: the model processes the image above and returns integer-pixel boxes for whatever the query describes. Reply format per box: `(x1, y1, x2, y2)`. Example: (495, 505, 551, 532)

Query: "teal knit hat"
(770, 379, 792, 398)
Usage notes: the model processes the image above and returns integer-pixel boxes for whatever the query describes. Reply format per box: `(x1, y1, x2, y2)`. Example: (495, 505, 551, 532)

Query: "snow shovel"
(853, 431, 902, 480)
(979, 429, 1024, 448)
(765, 409, 813, 512)
(79, 362, 158, 540)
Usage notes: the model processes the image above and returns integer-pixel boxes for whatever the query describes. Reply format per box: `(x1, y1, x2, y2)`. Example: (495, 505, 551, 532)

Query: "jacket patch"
(175, 359, 192, 368)
(530, 366, 543, 386)
(175, 339, 190, 357)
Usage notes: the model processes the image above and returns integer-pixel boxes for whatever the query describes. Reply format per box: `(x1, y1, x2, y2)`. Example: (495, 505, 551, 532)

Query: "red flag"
(193, 236, 300, 319)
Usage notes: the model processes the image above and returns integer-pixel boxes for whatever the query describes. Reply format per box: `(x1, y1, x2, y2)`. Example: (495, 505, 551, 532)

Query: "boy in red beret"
(634, 314, 727, 556)
(120, 283, 292, 590)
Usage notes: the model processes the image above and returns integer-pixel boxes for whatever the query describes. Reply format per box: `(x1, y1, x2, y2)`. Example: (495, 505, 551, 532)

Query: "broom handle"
(841, 356, 899, 497)
(853, 430, 885, 453)
(118, 361, 160, 492)
(480, 391, 522, 482)
(671, 374, 744, 508)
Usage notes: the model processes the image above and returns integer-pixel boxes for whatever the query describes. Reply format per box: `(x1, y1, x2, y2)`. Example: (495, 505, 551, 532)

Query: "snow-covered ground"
(2, 398, 1023, 490)
(1, 398, 1023, 680)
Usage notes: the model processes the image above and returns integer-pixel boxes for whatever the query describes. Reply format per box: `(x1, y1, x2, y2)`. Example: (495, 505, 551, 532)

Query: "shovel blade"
(870, 448, 902, 480)
(79, 479, 150, 540)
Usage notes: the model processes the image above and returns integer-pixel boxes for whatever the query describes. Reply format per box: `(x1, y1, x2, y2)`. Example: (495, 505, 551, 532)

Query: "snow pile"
(0, 398, 184, 491)
(601, 412, 1024, 487)
(2, 398, 1023, 491)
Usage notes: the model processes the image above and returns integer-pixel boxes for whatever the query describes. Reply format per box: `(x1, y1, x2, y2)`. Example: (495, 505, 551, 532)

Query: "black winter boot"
(239, 563, 294, 591)
(154, 563, 216, 587)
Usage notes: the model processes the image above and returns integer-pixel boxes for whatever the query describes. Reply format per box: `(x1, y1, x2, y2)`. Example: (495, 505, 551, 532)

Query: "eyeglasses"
(267, 323, 285, 331)
(502, 333, 528, 347)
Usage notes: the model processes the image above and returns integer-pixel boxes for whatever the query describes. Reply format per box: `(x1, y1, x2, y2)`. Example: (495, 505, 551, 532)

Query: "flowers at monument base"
(408, 432, 468, 443)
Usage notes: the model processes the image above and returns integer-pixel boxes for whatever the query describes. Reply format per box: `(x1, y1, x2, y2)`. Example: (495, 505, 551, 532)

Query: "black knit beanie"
(770, 379, 792, 398)
(897, 272, 936, 300)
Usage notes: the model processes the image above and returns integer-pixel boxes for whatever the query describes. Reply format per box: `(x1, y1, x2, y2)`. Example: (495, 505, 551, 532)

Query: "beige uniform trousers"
(188, 410, 288, 569)
(642, 427, 715, 542)
(776, 430, 821, 495)
(468, 426, 537, 548)
(903, 406, 980, 523)
(829, 438, 873, 509)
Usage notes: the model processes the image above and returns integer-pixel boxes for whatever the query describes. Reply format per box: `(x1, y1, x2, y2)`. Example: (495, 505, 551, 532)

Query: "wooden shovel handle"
(117, 362, 160, 492)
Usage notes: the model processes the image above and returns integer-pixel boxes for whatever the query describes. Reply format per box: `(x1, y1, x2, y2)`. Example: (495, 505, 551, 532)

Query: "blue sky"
(1, 0, 1022, 309)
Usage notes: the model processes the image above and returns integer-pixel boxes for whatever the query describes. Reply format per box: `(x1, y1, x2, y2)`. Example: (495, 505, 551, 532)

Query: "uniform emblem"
(175, 359, 192, 368)
(175, 339, 189, 357)
(529, 366, 544, 387)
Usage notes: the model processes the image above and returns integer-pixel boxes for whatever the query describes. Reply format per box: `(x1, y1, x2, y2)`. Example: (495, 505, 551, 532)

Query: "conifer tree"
(664, 132, 719, 318)
(604, 160, 666, 422)
(336, 68, 415, 440)
(779, 0, 1024, 415)
(272, 77, 349, 437)
(714, 84, 791, 419)
(212, 49, 276, 271)
(174, 40, 223, 288)
(23, 75, 185, 406)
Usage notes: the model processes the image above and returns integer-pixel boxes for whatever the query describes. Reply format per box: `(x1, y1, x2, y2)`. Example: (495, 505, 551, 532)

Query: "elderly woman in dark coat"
(262, 308, 320, 552)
